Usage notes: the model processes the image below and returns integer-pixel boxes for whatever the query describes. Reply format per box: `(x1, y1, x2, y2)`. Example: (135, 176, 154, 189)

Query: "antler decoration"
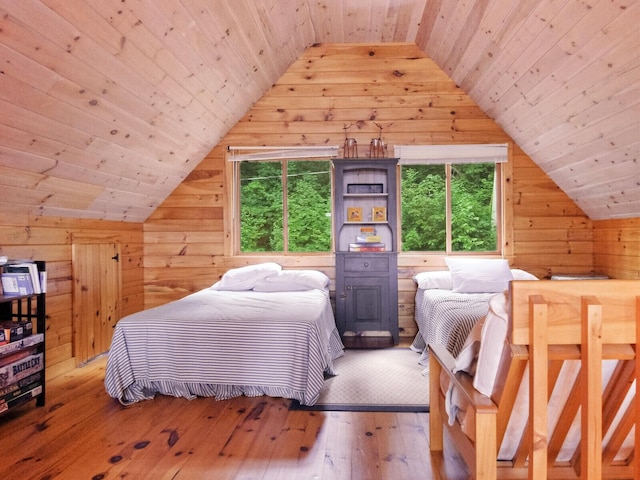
(343, 123, 353, 139)
(374, 122, 383, 140)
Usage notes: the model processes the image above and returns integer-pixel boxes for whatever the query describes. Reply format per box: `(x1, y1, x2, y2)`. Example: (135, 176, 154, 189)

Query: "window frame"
(398, 161, 504, 254)
(232, 158, 334, 255)
(229, 144, 509, 256)
(396, 143, 508, 255)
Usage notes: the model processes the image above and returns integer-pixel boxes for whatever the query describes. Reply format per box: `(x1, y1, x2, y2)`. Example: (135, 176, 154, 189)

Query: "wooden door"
(72, 240, 121, 365)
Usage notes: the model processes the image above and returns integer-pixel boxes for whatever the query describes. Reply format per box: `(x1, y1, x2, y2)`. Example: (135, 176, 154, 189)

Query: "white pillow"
(210, 262, 282, 291)
(473, 292, 509, 396)
(412, 270, 453, 290)
(445, 257, 513, 293)
(510, 269, 538, 281)
(252, 269, 330, 292)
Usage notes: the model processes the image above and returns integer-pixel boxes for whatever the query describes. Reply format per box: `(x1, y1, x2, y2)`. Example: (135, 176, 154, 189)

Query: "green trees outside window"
(238, 160, 499, 254)
(239, 160, 332, 253)
(401, 163, 498, 252)
(400, 164, 447, 250)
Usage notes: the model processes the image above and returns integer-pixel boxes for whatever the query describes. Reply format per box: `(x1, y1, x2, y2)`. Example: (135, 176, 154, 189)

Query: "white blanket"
(104, 288, 344, 405)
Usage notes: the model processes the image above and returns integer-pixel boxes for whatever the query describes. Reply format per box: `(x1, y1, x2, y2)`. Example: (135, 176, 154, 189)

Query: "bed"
(410, 258, 538, 367)
(104, 263, 344, 406)
(429, 279, 638, 479)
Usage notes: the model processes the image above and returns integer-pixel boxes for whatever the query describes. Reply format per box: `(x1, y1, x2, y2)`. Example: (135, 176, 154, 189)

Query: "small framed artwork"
(347, 207, 363, 222)
(372, 206, 387, 222)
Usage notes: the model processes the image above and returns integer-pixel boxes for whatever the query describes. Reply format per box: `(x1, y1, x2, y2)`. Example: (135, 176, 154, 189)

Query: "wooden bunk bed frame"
(429, 279, 639, 479)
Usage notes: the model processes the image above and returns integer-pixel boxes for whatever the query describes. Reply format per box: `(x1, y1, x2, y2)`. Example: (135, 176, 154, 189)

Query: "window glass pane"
(451, 163, 497, 251)
(239, 161, 283, 252)
(400, 165, 446, 251)
(287, 160, 332, 252)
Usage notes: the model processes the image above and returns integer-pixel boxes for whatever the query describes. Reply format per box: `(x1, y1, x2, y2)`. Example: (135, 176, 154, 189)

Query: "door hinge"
(111, 253, 119, 262)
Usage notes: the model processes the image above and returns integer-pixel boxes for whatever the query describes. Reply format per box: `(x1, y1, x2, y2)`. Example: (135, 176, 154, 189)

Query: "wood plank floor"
(0, 356, 469, 480)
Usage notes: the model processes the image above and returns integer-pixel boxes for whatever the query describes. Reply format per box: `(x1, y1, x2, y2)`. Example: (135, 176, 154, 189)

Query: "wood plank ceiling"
(0, 0, 637, 222)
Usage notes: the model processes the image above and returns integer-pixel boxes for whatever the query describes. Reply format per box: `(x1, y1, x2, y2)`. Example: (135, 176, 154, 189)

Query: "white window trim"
(227, 145, 340, 162)
(394, 143, 508, 165)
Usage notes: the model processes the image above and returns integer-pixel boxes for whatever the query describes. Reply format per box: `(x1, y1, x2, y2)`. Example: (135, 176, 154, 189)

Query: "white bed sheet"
(104, 288, 344, 406)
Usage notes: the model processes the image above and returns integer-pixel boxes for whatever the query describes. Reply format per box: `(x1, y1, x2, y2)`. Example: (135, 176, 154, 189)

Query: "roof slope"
(0, 1, 637, 221)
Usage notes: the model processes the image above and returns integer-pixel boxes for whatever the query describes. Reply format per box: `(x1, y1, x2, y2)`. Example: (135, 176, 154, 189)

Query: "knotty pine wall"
(143, 43, 599, 340)
(594, 218, 640, 280)
(1, 43, 634, 379)
(0, 213, 144, 378)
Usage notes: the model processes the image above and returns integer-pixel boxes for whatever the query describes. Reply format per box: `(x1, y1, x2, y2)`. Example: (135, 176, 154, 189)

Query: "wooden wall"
(144, 43, 594, 340)
(0, 42, 633, 379)
(0, 213, 143, 378)
(594, 218, 640, 279)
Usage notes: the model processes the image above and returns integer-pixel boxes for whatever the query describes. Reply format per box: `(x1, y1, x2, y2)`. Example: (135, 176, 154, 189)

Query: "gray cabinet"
(333, 159, 399, 344)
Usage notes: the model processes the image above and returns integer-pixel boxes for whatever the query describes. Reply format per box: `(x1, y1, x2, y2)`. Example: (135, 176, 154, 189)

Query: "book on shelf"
(356, 235, 382, 243)
(0, 373, 42, 405)
(3, 262, 42, 294)
(1, 272, 34, 296)
(0, 260, 45, 295)
(0, 334, 44, 355)
(355, 226, 382, 244)
(0, 383, 43, 414)
(0, 352, 44, 389)
(348, 243, 386, 252)
(0, 372, 41, 398)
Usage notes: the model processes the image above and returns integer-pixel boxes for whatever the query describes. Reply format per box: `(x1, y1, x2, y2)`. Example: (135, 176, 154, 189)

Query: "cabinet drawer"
(343, 256, 389, 273)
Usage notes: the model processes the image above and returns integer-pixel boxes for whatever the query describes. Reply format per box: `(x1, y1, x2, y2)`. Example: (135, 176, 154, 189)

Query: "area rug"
(291, 347, 429, 412)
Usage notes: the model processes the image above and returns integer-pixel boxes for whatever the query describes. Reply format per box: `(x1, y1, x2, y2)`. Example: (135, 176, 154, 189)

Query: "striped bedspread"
(104, 288, 344, 406)
(411, 289, 492, 365)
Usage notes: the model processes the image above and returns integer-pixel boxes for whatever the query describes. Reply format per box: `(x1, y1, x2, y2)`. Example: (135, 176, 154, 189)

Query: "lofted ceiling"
(0, 0, 637, 222)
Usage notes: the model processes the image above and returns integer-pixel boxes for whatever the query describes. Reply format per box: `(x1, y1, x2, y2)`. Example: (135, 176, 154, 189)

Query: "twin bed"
(412, 259, 637, 479)
(410, 258, 537, 366)
(105, 263, 344, 406)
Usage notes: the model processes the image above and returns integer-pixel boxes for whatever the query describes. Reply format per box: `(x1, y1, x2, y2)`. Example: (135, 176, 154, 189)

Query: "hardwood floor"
(0, 356, 469, 480)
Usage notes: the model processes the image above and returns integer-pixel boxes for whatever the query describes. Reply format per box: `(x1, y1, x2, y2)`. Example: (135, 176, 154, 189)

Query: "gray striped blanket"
(104, 288, 344, 406)
(411, 289, 493, 366)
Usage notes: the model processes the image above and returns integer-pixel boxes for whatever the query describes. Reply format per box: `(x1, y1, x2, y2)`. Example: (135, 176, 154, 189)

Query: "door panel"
(72, 241, 121, 365)
(344, 275, 389, 332)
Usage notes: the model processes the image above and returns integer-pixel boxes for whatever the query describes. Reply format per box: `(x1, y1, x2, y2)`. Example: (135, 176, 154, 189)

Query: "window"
(231, 144, 506, 255)
(236, 160, 332, 253)
(397, 144, 507, 253)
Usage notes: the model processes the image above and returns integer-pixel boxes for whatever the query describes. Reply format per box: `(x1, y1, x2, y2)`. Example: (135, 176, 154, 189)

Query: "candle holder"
(369, 123, 387, 158)
(343, 124, 358, 158)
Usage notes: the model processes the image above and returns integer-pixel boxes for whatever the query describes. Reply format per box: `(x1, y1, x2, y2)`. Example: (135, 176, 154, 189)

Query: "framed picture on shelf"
(372, 206, 387, 222)
(347, 207, 363, 222)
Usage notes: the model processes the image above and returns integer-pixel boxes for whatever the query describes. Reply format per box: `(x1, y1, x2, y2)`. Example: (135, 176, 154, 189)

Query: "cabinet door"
(343, 275, 389, 333)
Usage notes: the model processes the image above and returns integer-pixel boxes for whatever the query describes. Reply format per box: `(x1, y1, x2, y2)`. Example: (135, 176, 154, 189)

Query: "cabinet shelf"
(344, 221, 389, 225)
(343, 193, 389, 198)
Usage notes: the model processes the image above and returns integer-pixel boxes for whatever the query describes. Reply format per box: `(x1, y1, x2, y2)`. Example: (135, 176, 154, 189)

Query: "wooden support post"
(529, 295, 548, 480)
(581, 296, 603, 480)
(475, 411, 497, 480)
(429, 349, 444, 454)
